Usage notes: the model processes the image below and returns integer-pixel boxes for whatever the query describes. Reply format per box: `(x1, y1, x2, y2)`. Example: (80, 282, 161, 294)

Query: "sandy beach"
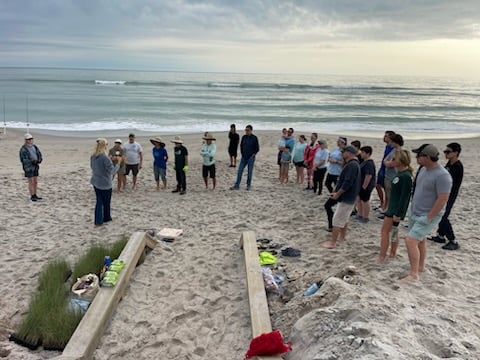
(0, 128, 479, 359)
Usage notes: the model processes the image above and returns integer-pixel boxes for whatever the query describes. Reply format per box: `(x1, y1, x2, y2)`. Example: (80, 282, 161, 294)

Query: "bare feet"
(374, 255, 386, 264)
(321, 240, 337, 249)
(401, 274, 419, 282)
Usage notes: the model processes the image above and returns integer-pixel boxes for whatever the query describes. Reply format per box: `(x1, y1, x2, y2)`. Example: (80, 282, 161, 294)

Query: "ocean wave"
(94, 80, 126, 85)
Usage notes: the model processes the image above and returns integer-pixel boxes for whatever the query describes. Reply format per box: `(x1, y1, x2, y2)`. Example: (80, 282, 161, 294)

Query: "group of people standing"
(286, 129, 462, 282)
(20, 128, 464, 281)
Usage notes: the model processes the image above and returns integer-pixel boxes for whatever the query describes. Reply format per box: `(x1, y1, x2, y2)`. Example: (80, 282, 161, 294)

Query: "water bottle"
(104, 256, 112, 268)
(303, 282, 319, 296)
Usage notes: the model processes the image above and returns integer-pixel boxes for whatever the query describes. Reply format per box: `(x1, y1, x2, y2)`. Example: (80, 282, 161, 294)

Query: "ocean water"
(1, 67, 479, 138)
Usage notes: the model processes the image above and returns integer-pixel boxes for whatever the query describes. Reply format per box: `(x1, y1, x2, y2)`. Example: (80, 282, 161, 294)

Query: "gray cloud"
(1, 0, 479, 69)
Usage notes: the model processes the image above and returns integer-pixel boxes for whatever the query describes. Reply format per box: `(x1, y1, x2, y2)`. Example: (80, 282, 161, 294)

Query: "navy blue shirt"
(240, 134, 260, 159)
(335, 158, 361, 204)
(153, 147, 168, 169)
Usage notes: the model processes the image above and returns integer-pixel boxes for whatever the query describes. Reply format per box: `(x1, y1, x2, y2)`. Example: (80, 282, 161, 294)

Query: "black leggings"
(313, 168, 327, 194)
(324, 197, 338, 230)
(325, 173, 339, 193)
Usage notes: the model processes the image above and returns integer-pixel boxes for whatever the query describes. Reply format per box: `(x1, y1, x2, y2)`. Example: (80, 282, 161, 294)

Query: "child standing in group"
(151, 137, 168, 191)
(280, 145, 292, 185)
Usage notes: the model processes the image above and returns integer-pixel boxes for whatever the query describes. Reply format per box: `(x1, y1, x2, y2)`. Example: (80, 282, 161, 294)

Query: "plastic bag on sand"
(261, 267, 279, 294)
(71, 274, 99, 300)
(245, 330, 292, 359)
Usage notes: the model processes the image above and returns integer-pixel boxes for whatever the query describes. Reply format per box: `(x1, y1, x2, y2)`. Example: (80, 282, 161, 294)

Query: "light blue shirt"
(314, 148, 329, 169)
(328, 147, 343, 175)
(200, 143, 216, 166)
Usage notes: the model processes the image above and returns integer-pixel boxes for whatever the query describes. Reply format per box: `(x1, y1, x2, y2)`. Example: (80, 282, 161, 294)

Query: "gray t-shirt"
(123, 142, 143, 165)
(384, 148, 397, 181)
(411, 165, 452, 216)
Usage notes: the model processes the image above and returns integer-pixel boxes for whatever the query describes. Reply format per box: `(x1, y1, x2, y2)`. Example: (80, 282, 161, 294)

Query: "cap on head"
(343, 145, 357, 154)
(114, 139, 122, 144)
(318, 139, 327, 145)
(412, 144, 439, 158)
(24, 133, 33, 140)
(128, 133, 135, 137)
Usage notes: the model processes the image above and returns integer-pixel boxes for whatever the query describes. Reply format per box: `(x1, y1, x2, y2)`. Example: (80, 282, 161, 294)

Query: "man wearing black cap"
(403, 144, 452, 281)
(322, 145, 361, 249)
(427, 142, 463, 250)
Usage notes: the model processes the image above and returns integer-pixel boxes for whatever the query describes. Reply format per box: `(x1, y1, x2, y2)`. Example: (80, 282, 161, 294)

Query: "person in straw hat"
(171, 136, 188, 195)
(150, 136, 168, 191)
(200, 132, 217, 190)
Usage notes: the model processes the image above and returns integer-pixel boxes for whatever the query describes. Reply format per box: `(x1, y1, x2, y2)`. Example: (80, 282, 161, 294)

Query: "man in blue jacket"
(322, 145, 361, 249)
(230, 125, 260, 191)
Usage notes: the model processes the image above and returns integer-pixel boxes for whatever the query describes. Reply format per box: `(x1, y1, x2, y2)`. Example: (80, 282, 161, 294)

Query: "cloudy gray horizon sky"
(1, 0, 480, 78)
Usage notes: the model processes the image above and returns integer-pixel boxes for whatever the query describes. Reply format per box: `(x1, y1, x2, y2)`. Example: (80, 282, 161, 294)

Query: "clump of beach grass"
(13, 236, 128, 351)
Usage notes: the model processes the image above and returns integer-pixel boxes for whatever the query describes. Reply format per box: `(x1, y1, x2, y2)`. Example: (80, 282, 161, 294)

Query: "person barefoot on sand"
(376, 149, 413, 263)
(322, 146, 361, 249)
(401, 144, 451, 281)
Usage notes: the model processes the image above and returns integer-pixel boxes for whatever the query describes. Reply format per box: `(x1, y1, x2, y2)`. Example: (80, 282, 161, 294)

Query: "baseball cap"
(128, 133, 135, 137)
(343, 145, 357, 154)
(24, 133, 33, 140)
(412, 144, 439, 158)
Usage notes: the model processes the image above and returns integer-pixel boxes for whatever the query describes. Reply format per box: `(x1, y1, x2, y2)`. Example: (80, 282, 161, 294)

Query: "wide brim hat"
(170, 136, 183, 144)
(150, 136, 164, 145)
(202, 132, 216, 141)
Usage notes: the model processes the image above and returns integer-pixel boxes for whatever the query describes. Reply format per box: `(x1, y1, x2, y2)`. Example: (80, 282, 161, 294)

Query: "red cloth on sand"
(245, 330, 292, 359)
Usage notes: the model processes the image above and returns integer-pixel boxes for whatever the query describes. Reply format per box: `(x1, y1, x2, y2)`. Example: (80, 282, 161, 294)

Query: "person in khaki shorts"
(322, 146, 361, 249)
(108, 139, 126, 192)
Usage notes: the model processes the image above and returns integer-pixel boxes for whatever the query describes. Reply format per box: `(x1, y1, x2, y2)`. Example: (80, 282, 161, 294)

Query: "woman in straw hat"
(90, 138, 119, 226)
(150, 136, 168, 191)
(200, 132, 217, 190)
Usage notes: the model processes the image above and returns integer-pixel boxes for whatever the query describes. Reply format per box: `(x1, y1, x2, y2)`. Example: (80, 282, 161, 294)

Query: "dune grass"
(14, 236, 128, 351)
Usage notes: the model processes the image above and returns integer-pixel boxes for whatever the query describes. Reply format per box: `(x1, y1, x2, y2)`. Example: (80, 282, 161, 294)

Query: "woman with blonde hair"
(91, 138, 119, 226)
(376, 149, 413, 262)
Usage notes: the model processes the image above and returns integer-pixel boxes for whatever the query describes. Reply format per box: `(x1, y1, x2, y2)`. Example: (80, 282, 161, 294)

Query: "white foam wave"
(94, 80, 126, 85)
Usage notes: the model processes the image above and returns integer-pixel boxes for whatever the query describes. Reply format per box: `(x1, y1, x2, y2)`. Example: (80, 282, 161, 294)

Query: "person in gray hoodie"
(91, 138, 119, 226)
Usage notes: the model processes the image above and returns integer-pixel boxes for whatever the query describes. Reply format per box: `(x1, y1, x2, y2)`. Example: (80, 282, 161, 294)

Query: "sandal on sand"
(257, 238, 271, 244)
(281, 247, 301, 257)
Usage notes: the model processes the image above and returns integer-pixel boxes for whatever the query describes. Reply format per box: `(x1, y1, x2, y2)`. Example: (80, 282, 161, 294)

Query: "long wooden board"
(54, 231, 156, 360)
(240, 231, 283, 360)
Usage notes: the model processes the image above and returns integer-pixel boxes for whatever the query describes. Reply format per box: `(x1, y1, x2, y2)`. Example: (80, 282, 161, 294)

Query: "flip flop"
(256, 238, 271, 244)
(281, 247, 301, 257)
(162, 237, 175, 243)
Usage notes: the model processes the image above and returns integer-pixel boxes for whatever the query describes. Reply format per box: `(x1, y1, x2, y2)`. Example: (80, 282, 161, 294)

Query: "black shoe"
(442, 241, 459, 250)
(304, 186, 311, 190)
(179, 190, 186, 195)
(230, 186, 239, 190)
(428, 235, 446, 243)
(172, 189, 180, 193)
(31, 196, 37, 202)
(33, 194, 42, 200)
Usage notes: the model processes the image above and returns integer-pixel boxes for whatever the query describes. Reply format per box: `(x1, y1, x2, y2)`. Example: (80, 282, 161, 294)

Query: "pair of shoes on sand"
(428, 235, 459, 250)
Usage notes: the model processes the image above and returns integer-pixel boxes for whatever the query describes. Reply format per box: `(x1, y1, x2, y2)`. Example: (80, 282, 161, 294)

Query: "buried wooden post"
(240, 231, 284, 360)
(54, 231, 156, 360)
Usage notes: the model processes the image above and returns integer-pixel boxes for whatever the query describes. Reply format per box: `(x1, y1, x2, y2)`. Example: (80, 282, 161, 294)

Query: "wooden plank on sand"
(240, 231, 283, 360)
(54, 231, 156, 360)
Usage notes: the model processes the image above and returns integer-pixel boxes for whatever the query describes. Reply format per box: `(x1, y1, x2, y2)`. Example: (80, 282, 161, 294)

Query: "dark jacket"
(240, 134, 260, 159)
(335, 158, 361, 204)
(19, 144, 42, 174)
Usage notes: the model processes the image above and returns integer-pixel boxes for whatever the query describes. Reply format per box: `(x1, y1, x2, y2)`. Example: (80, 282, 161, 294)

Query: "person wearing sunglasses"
(427, 143, 463, 250)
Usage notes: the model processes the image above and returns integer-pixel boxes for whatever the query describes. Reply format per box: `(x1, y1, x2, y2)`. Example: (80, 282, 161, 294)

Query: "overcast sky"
(1, 0, 480, 78)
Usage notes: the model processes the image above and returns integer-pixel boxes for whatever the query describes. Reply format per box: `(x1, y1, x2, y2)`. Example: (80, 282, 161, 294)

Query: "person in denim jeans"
(230, 125, 259, 190)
